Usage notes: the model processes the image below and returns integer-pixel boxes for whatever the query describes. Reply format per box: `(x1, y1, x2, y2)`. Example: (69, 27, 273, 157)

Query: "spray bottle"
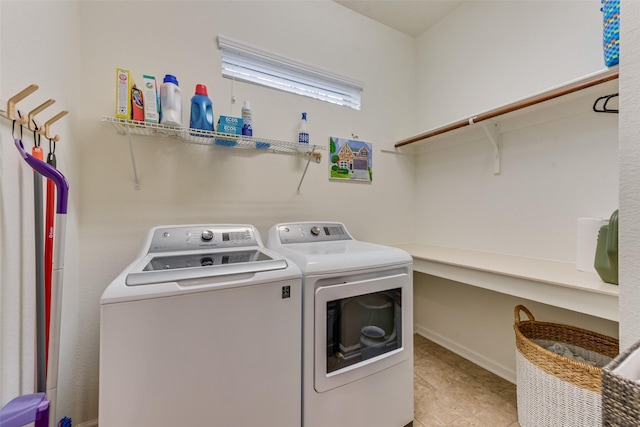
(298, 112, 309, 145)
(241, 101, 252, 137)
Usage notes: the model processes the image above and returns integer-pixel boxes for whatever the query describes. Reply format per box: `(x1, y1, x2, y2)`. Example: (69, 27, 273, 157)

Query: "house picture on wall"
(329, 137, 373, 182)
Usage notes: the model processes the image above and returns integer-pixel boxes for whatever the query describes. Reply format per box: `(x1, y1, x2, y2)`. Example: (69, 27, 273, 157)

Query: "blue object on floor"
(58, 416, 72, 427)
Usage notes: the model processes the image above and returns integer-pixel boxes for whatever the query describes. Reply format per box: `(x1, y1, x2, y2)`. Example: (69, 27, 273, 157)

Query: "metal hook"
(12, 111, 24, 141)
(47, 138, 57, 168)
(32, 120, 41, 147)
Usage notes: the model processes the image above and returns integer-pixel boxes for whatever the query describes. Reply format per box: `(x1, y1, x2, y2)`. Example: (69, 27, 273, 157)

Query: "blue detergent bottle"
(189, 84, 214, 133)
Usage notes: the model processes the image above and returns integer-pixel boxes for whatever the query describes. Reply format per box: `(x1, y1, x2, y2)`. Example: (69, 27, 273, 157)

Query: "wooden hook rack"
(3, 84, 67, 141)
(28, 99, 55, 131)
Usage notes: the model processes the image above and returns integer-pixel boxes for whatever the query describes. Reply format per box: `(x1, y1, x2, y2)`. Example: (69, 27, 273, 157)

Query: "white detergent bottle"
(160, 74, 182, 126)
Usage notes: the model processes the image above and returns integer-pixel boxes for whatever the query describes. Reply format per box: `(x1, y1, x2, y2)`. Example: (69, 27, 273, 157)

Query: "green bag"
(595, 210, 618, 285)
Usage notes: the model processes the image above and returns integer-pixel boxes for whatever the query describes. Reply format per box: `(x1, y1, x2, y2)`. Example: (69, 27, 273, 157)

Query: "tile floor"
(413, 334, 520, 427)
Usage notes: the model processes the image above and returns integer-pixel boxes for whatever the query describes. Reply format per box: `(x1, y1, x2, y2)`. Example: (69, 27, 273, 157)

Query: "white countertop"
(394, 243, 619, 321)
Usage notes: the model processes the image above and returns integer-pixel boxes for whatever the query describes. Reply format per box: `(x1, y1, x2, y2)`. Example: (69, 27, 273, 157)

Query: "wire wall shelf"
(101, 116, 323, 192)
(102, 116, 324, 155)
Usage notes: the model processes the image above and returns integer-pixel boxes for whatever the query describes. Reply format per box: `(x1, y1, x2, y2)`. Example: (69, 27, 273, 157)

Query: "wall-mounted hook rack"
(28, 99, 55, 131)
(40, 111, 69, 142)
(2, 84, 67, 142)
(6, 84, 39, 125)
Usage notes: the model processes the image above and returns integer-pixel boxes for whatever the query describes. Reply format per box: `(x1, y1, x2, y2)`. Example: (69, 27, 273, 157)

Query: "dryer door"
(314, 270, 410, 393)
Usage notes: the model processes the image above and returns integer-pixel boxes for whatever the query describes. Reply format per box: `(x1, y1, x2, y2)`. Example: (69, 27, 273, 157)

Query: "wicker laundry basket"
(602, 338, 640, 426)
(514, 305, 619, 427)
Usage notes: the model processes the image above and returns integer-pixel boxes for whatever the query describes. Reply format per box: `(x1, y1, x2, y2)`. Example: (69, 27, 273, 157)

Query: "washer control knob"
(310, 226, 321, 236)
(201, 230, 214, 241)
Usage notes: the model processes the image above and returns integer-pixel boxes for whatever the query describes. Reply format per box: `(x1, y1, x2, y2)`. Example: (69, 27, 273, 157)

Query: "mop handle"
(45, 213, 66, 427)
(14, 139, 68, 213)
(15, 138, 69, 427)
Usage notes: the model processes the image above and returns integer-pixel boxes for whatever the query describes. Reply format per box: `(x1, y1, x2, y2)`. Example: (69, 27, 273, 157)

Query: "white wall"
(0, 1, 82, 422)
(619, 1, 640, 349)
(410, 0, 619, 381)
(414, 0, 605, 132)
(72, 1, 417, 423)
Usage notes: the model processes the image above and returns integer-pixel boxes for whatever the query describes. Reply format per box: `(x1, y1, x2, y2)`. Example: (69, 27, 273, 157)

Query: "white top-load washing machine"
(267, 222, 414, 427)
(100, 224, 302, 427)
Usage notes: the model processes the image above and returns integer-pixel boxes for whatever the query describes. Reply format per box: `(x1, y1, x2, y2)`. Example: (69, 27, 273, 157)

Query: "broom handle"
(32, 146, 47, 394)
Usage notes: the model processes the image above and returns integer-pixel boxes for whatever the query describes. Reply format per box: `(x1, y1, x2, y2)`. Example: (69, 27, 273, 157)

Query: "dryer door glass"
(326, 287, 402, 374)
(313, 271, 410, 393)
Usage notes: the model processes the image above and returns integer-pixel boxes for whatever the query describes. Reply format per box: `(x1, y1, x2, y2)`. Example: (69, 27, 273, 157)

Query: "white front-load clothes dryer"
(99, 224, 302, 427)
(267, 222, 414, 427)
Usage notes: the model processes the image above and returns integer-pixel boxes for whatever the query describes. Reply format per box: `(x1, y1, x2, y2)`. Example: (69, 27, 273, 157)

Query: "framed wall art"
(329, 137, 373, 182)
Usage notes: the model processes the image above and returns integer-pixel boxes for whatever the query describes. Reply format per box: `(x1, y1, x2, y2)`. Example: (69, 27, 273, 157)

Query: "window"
(218, 36, 363, 110)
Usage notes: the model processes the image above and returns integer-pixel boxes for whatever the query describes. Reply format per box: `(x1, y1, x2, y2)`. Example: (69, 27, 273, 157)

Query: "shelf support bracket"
(126, 124, 140, 190)
(296, 146, 319, 194)
(481, 121, 501, 175)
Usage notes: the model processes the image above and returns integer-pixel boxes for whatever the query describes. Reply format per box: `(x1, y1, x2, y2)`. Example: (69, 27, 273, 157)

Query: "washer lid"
(267, 222, 412, 274)
(125, 248, 288, 286)
(267, 239, 411, 275)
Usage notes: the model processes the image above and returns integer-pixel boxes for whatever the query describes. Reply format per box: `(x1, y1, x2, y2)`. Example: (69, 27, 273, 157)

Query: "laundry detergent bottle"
(189, 84, 214, 132)
(159, 74, 182, 127)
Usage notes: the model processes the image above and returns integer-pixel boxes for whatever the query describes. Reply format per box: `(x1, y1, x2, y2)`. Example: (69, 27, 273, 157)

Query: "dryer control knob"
(310, 226, 321, 236)
(201, 230, 214, 241)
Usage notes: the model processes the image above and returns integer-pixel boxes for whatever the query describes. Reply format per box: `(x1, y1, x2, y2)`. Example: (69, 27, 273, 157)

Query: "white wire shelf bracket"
(102, 116, 325, 156)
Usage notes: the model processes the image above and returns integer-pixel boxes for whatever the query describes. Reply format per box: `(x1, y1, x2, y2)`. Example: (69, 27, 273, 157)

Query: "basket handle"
(514, 305, 535, 324)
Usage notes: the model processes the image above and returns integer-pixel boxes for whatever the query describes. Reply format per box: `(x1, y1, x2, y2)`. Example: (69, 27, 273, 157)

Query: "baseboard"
(414, 324, 517, 384)
(75, 419, 98, 427)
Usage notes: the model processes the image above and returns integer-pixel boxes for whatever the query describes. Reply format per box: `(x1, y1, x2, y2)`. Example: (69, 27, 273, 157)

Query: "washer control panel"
(276, 222, 352, 244)
(147, 225, 258, 253)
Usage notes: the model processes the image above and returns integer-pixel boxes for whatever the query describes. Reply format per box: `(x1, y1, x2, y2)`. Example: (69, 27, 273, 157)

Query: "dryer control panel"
(275, 222, 353, 244)
(147, 225, 259, 253)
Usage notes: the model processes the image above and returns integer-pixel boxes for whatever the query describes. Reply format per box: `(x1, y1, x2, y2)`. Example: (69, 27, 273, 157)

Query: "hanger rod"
(395, 69, 619, 148)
